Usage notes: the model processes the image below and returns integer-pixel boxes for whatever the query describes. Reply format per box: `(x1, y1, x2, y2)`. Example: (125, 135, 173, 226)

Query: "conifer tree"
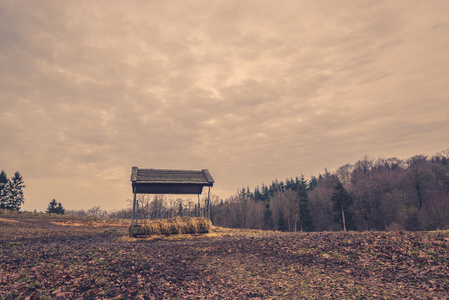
(262, 184, 269, 201)
(297, 175, 314, 231)
(308, 175, 318, 191)
(0, 170, 8, 209)
(56, 203, 65, 215)
(254, 186, 262, 201)
(46, 199, 65, 214)
(3, 172, 25, 211)
(263, 203, 274, 230)
(330, 179, 356, 231)
(277, 210, 287, 232)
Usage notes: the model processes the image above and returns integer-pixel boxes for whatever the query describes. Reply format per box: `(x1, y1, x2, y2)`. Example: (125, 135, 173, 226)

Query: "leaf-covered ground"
(1, 213, 448, 299)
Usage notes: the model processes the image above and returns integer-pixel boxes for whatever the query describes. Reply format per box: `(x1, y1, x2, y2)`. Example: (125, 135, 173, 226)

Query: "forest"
(22, 149, 449, 233)
(211, 150, 449, 232)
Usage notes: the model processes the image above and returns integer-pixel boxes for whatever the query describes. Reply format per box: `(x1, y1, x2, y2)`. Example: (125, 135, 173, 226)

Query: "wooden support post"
(207, 186, 211, 220)
(135, 193, 138, 223)
(197, 194, 200, 218)
(132, 187, 137, 225)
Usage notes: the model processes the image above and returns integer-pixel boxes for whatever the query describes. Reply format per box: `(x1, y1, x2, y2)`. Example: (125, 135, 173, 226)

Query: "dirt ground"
(1, 212, 448, 299)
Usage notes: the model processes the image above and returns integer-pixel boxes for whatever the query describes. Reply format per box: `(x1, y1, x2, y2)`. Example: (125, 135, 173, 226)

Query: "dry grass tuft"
(129, 217, 212, 237)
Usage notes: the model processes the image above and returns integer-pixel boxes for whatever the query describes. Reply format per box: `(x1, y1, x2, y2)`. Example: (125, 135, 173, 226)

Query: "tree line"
(211, 150, 449, 232)
(5, 149, 448, 232)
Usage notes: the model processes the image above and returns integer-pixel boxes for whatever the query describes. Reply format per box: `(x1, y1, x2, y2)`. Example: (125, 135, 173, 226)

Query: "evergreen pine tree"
(46, 199, 65, 214)
(6, 172, 25, 211)
(56, 203, 65, 215)
(246, 186, 252, 200)
(277, 210, 287, 232)
(330, 179, 356, 231)
(0, 170, 8, 209)
(263, 203, 274, 230)
(3, 181, 13, 210)
(308, 176, 318, 191)
(46, 199, 58, 213)
(262, 184, 269, 201)
(254, 186, 262, 201)
(297, 175, 314, 231)
(285, 178, 294, 191)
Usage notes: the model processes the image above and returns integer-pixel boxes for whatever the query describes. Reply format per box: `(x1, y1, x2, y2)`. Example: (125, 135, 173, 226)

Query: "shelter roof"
(130, 167, 214, 194)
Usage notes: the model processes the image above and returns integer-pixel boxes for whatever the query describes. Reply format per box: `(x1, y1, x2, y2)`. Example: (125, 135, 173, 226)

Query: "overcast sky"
(1, 0, 448, 212)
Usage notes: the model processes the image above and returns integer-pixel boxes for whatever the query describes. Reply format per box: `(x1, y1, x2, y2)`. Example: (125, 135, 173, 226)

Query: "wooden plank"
(138, 172, 204, 178)
(137, 171, 203, 177)
(134, 184, 204, 194)
(138, 169, 203, 175)
(132, 187, 137, 225)
(131, 167, 138, 182)
(135, 181, 212, 185)
(136, 175, 208, 181)
(137, 174, 205, 181)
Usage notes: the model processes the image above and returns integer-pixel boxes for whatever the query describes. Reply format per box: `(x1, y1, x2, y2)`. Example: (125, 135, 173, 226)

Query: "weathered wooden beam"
(132, 187, 137, 225)
(131, 167, 138, 182)
(133, 185, 204, 194)
(207, 186, 211, 220)
(197, 194, 200, 218)
(202, 169, 215, 184)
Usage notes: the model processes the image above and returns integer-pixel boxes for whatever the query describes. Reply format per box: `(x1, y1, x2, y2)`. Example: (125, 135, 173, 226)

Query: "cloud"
(0, 0, 448, 211)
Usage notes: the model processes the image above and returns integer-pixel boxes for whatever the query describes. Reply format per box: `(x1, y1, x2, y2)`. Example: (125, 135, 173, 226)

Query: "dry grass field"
(1, 210, 448, 299)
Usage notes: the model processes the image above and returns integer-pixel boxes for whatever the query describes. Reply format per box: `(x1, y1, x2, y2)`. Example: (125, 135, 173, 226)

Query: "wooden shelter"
(130, 167, 214, 224)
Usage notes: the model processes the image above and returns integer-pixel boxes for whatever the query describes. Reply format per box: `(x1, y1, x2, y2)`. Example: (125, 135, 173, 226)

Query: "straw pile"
(129, 217, 212, 237)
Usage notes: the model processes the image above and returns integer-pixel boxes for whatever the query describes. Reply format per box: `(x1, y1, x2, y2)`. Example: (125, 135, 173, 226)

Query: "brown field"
(1, 211, 448, 299)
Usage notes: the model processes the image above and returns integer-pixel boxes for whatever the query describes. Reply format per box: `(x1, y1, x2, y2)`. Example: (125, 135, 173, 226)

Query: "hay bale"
(129, 225, 146, 237)
(197, 218, 212, 233)
(128, 217, 212, 237)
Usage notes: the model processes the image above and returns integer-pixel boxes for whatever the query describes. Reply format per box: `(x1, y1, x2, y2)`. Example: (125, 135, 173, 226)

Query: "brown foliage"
(1, 213, 449, 299)
(213, 151, 449, 232)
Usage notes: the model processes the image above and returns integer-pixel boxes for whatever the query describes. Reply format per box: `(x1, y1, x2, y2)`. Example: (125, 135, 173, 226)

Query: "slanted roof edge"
(202, 169, 214, 184)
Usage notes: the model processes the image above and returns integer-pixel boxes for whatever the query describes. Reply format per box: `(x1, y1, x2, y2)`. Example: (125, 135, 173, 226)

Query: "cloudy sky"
(1, 0, 448, 212)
